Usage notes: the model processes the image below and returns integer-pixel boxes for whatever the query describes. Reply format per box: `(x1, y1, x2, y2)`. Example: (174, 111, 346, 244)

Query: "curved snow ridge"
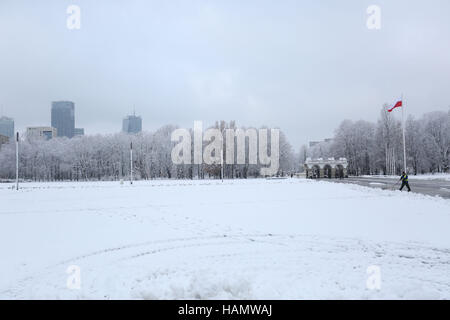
(55, 233, 278, 266)
(3, 234, 450, 300)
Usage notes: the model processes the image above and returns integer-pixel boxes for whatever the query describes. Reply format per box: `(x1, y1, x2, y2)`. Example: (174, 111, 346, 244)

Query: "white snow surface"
(407, 173, 450, 181)
(362, 173, 450, 181)
(0, 179, 449, 300)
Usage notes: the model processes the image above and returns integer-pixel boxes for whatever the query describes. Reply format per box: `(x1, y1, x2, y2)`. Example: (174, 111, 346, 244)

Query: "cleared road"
(329, 176, 450, 199)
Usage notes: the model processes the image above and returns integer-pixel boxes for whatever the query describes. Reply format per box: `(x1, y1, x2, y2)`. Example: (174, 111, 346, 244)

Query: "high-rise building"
(0, 134, 9, 149)
(122, 114, 142, 134)
(26, 127, 57, 140)
(74, 128, 85, 136)
(0, 116, 14, 138)
(51, 101, 75, 138)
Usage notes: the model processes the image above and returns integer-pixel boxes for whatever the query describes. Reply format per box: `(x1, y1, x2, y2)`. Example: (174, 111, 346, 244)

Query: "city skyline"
(2, 102, 152, 138)
(2, 98, 448, 143)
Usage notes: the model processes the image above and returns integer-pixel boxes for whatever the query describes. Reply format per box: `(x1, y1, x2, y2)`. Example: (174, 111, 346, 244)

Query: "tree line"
(301, 108, 450, 175)
(0, 121, 296, 182)
(1, 109, 448, 182)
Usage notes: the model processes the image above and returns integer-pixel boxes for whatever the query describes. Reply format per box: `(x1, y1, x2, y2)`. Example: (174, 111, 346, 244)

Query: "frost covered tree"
(0, 122, 297, 181)
(421, 111, 450, 173)
(301, 107, 450, 176)
(331, 119, 375, 175)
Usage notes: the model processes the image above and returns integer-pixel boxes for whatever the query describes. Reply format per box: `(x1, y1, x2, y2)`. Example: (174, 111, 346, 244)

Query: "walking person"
(399, 171, 411, 192)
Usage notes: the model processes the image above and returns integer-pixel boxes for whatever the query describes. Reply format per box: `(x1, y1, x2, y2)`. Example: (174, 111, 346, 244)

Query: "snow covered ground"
(0, 179, 449, 300)
(407, 173, 450, 181)
(363, 173, 450, 181)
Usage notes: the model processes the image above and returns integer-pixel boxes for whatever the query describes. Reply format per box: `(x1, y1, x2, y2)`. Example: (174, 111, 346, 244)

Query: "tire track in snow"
(54, 233, 279, 266)
(2, 234, 449, 299)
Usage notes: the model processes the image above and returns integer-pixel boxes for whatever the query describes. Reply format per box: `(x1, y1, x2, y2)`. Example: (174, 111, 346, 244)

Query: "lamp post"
(15, 132, 19, 190)
(130, 141, 133, 185)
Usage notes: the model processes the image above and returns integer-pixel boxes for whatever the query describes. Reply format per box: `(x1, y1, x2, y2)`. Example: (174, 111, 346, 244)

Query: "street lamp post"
(15, 132, 19, 191)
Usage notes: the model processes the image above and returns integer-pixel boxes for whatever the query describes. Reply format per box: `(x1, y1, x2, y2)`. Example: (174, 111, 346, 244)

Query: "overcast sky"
(1, 0, 449, 148)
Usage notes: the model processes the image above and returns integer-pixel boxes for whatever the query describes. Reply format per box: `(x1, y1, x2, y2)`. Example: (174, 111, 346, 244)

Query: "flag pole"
(402, 94, 407, 173)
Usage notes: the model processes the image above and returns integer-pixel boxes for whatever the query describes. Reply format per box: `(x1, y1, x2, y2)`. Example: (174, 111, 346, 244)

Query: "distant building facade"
(0, 116, 14, 138)
(27, 127, 57, 140)
(74, 128, 85, 136)
(309, 138, 333, 148)
(304, 157, 348, 179)
(122, 115, 142, 134)
(0, 134, 9, 149)
(51, 101, 75, 138)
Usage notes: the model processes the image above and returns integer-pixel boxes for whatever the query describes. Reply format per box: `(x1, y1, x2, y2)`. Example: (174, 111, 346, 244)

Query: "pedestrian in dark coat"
(399, 171, 411, 192)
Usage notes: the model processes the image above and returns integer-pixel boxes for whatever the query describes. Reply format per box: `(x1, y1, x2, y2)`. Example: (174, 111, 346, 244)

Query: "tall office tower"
(51, 101, 75, 138)
(0, 134, 9, 149)
(0, 116, 14, 138)
(122, 114, 142, 134)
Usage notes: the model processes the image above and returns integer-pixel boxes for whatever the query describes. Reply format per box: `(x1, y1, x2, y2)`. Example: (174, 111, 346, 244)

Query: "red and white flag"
(387, 99, 402, 112)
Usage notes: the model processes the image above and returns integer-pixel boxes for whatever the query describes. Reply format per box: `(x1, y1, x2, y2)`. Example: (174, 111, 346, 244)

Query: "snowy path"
(334, 176, 450, 199)
(0, 179, 449, 299)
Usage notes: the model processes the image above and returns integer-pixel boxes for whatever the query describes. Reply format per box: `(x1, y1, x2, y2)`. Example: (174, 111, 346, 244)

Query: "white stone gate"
(304, 157, 348, 179)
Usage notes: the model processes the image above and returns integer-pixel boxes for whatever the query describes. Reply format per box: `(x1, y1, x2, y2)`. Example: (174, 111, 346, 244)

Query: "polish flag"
(387, 100, 402, 112)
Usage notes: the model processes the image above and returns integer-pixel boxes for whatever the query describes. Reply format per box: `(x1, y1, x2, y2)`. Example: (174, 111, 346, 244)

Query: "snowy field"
(0, 178, 449, 300)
